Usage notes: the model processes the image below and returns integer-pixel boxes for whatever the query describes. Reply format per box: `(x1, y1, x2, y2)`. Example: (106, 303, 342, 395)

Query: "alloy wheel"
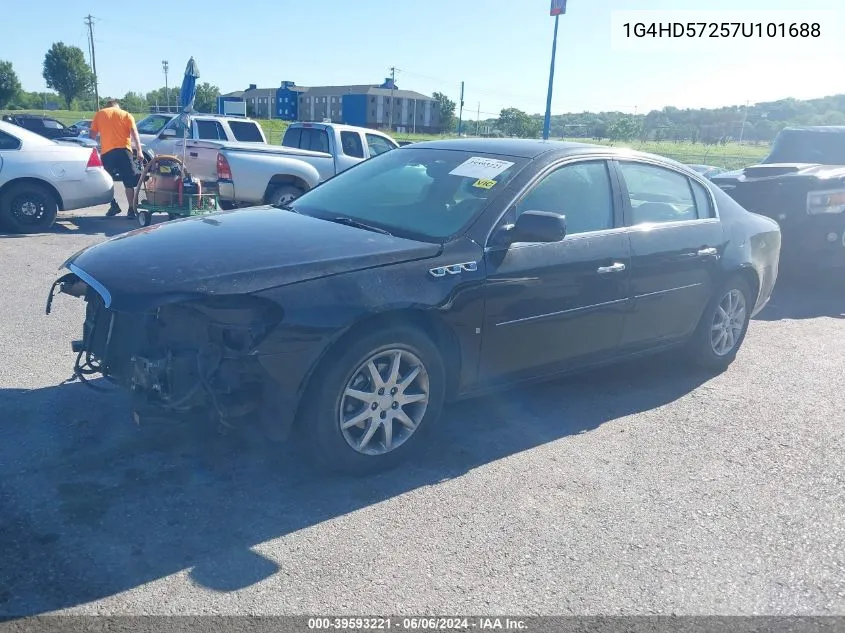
(338, 349, 430, 455)
(710, 288, 747, 356)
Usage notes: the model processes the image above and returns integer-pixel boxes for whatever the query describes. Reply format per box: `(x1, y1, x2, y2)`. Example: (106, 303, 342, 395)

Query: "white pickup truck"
(165, 122, 400, 206)
(141, 113, 267, 159)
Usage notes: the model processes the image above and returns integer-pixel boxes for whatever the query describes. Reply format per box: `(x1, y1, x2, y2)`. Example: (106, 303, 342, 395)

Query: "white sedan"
(0, 120, 114, 233)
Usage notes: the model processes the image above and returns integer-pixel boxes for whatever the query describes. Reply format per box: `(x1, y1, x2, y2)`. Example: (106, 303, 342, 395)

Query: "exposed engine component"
(69, 285, 284, 427)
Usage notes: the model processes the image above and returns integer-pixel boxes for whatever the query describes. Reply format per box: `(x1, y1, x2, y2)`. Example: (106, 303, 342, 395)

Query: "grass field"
(4, 109, 770, 169)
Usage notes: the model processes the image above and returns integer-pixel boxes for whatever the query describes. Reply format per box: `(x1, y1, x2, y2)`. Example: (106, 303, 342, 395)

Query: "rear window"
(282, 126, 330, 153)
(340, 131, 364, 158)
(196, 120, 227, 140)
(0, 130, 21, 150)
(229, 121, 264, 142)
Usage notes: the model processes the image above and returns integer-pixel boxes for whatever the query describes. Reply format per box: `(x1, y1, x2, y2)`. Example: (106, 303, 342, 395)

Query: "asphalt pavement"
(1, 195, 844, 616)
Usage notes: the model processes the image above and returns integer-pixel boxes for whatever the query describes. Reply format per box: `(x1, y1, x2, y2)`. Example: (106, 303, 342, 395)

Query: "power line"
(84, 15, 100, 109)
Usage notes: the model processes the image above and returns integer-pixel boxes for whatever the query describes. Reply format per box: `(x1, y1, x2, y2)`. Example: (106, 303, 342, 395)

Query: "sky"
(2, 0, 844, 119)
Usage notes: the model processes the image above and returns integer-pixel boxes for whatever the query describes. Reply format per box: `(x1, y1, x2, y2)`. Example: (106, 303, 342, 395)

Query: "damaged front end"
(46, 269, 286, 429)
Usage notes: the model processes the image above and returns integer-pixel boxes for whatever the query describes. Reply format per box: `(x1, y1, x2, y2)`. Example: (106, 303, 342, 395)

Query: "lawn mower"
(131, 154, 219, 228)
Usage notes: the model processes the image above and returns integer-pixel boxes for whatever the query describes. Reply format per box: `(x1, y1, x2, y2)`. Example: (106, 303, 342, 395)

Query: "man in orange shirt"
(90, 99, 144, 218)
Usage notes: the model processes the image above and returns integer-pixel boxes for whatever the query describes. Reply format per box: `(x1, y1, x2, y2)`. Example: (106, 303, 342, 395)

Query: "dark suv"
(1, 114, 80, 140)
(710, 126, 845, 273)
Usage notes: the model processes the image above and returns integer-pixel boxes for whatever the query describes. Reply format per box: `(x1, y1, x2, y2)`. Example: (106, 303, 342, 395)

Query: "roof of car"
(780, 126, 845, 133)
(401, 138, 707, 178)
(407, 137, 601, 158)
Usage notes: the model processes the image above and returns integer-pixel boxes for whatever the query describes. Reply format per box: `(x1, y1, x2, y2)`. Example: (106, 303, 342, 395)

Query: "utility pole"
(739, 100, 750, 144)
(413, 99, 417, 135)
(457, 81, 465, 136)
(388, 66, 396, 131)
(476, 102, 480, 136)
(544, 0, 567, 140)
(84, 15, 99, 110)
(162, 60, 170, 113)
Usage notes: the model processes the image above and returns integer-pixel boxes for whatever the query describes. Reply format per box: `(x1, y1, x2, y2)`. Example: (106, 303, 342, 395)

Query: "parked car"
(142, 113, 266, 158)
(169, 121, 399, 208)
(710, 126, 845, 272)
(0, 120, 113, 233)
(214, 122, 400, 206)
(70, 119, 93, 137)
(687, 164, 725, 179)
(2, 113, 81, 140)
(46, 139, 780, 474)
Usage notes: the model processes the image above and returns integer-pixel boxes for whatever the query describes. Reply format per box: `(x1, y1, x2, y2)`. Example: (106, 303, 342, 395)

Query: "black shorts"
(102, 148, 140, 188)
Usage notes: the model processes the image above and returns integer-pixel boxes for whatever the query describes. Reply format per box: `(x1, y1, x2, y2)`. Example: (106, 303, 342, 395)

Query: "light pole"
(162, 60, 170, 113)
(543, 0, 567, 140)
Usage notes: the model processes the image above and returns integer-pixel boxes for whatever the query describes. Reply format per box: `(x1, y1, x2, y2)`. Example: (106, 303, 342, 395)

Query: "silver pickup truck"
(179, 122, 400, 206)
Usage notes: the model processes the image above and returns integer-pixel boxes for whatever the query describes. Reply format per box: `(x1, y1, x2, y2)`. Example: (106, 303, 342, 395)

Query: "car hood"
(64, 206, 442, 312)
(712, 163, 845, 184)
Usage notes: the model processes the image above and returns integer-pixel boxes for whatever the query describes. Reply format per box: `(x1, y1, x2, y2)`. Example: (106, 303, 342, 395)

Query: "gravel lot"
(1, 195, 844, 617)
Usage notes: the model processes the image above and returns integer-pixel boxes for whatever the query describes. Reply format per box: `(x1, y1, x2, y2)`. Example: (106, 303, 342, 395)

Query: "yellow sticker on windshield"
(472, 178, 497, 189)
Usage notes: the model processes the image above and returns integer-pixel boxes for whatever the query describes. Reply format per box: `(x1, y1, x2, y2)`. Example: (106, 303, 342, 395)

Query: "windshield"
(763, 129, 845, 165)
(289, 147, 529, 242)
(137, 115, 171, 135)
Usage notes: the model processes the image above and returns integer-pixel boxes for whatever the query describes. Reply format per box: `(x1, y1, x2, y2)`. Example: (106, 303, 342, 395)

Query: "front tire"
(0, 182, 59, 233)
(300, 325, 446, 475)
(266, 185, 304, 207)
(685, 276, 753, 372)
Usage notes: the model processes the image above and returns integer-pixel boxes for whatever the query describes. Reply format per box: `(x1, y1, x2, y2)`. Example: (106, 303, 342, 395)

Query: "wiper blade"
(328, 216, 393, 236)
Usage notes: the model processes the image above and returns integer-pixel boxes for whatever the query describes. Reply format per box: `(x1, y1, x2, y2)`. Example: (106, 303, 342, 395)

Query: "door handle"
(189, 152, 198, 158)
(597, 262, 626, 274)
(697, 247, 719, 257)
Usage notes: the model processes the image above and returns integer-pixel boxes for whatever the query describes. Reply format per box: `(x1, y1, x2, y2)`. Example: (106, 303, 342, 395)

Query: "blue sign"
(550, 0, 566, 15)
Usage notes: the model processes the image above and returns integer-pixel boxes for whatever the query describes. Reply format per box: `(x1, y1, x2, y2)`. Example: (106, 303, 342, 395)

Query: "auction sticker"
(449, 156, 515, 180)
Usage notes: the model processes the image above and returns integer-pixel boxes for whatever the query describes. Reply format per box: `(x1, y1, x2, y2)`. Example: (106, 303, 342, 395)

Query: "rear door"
(614, 159, 726, 350)
(337, 130, 366, 172)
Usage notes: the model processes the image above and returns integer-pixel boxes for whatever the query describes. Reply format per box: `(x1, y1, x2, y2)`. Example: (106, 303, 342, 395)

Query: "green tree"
(608, 116, 640, 141)
(497, 107, 540, 138)
(120, 91, 148, 114)
(42, 42, 93, 109)
(194, 82, 220, 113)
(432, 91, 456, 132)
(0, 60, 22, 108)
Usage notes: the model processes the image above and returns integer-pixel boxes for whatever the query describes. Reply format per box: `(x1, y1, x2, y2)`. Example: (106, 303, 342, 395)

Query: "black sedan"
(46, 139, 781, 474)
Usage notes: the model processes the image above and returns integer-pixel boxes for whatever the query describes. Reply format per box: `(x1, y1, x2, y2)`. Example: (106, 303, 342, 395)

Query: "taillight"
(86, 149, 103, 168)
(216, 153, 232, 180)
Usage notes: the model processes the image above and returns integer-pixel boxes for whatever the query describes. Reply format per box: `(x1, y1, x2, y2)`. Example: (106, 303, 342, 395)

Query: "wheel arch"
(731, 263, 761, 307)
(263, 175, 311, 203)
(0, 177, 64, 211)
(292, 307, 463, 427)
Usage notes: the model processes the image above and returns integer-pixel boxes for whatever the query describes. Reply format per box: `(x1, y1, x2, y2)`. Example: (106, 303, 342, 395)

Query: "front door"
(479, 159, 632, 383)
(154, 118, 191, 156)
(614, 159, 727, 349)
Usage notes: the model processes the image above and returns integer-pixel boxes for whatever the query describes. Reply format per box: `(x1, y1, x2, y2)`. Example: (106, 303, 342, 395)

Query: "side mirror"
(498, 210, 567, 245)
(161, 128, 177, 138)
(67, 125, 79, 135)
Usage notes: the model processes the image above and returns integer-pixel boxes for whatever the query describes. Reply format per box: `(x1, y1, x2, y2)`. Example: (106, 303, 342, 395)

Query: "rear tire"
(0, 182, 59, 233)
(266, 185, 304, 207)
(685, 276, 753, 372)
(299, 325, 446, 476)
